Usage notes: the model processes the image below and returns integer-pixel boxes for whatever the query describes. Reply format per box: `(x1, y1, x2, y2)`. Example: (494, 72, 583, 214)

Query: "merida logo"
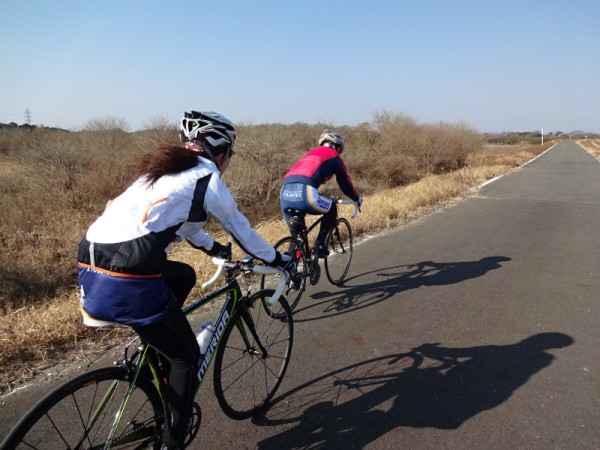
(197, 309, 230, 379)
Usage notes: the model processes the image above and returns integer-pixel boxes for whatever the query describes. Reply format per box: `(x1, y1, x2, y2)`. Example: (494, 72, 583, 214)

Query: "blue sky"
(1, 0, 598, 133)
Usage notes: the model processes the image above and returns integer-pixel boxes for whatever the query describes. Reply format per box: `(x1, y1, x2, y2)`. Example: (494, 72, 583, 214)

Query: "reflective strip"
(89, 241, 95, 267)
(80, 305, 112, 327)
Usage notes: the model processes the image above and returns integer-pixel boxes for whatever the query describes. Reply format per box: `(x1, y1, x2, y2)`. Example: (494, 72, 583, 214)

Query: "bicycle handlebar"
(201, 257, 288, 307)
(201, 258, 226, 290)
(336, 199, 360, 219)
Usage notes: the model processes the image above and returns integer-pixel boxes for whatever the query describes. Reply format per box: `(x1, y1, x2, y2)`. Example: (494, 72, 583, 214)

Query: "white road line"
(478, 143, 558, 188)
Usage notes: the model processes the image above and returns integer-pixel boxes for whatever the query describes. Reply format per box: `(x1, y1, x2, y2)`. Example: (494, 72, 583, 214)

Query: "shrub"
(0, 112, 482, 309)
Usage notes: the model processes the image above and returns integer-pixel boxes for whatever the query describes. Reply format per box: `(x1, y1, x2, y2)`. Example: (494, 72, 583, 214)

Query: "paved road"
(2, 140, 600, 449)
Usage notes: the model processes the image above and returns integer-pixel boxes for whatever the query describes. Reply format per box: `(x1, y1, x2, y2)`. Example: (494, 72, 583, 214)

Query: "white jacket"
(81, 156, 275, 275)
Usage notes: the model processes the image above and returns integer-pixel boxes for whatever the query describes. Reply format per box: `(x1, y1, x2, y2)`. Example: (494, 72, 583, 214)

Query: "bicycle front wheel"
(213, 289, 293, 420)
(324, 217, 353, 285)
(1, 366, 164, 450)
(260, 236, 307, 313)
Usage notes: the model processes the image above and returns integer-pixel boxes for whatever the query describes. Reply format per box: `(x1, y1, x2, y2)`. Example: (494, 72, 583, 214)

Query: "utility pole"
(541, 126, 544, 145)
(24, 109, 32, 125)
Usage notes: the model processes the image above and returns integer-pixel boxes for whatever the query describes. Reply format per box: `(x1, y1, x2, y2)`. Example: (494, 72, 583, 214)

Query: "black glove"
(206, 241, 232, 260)
(269, 251, 293, 276)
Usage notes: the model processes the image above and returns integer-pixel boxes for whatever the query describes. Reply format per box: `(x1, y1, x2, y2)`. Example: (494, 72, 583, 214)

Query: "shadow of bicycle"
(254, 332, 573, 450)
(295, 256, 511, 322)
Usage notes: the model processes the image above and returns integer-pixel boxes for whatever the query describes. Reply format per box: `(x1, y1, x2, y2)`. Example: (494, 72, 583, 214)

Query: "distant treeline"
(2, 111, 581, 308)
(3, 120, 595, 145)
(0, 122, 68, 132)
(484, 130, 598, 145)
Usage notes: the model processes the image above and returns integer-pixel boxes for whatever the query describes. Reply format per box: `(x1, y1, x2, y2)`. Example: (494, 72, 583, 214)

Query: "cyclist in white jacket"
(77, 111, 289, 450)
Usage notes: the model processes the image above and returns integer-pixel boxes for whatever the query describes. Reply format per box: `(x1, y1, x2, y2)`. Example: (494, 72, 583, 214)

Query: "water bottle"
(196, 320, 216, 354)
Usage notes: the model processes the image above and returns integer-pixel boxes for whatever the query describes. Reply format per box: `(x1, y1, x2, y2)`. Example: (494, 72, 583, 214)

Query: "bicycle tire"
(260, 236, 307, 314)
(324, 217, 353, 285)
(1, 366, 164, 450)
(213, 289, 293, 420)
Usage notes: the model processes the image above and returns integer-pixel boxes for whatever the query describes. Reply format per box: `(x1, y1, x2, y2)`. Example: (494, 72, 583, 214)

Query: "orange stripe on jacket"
(77, 262, 162, 279)
(142, 197, 169, 224)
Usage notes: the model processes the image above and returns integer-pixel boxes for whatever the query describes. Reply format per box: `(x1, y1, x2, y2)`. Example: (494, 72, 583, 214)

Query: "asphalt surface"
(2, 140, 599, 449)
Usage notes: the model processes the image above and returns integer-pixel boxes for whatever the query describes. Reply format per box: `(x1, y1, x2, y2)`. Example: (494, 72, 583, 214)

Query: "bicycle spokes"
(213, 290, 293, 420)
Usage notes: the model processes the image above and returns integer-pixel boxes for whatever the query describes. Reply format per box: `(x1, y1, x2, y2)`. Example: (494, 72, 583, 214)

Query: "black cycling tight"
(286, 202, 337, 245)
(133, 261, 199, 449)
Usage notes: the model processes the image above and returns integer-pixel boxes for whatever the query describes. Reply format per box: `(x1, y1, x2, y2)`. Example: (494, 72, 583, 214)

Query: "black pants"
(133, 261, 199, 449)
(287, 202, 337, 246)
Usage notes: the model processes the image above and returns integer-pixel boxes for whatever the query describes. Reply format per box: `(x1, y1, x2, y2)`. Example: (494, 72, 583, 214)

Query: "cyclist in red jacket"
(280, 129, 363, 257)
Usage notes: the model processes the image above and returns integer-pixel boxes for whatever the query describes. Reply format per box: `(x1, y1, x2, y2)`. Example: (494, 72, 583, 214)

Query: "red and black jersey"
(283, 146, 359, 201)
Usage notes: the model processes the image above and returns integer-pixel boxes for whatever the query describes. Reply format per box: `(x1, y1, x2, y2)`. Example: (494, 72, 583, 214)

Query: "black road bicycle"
(261, 198, 360, 314)
(1, 257, 293, 450)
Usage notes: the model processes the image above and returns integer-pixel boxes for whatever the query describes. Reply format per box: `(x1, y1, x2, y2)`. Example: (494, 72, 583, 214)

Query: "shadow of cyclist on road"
(255, 332, 573, 450)
(397, 256, 511, 286)
(300, 256, 511, 320)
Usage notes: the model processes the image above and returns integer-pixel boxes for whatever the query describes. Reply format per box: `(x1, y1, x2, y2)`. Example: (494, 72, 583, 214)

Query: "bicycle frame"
(292, 198, 359, 257)
(184, 281, 240, 381)
(107, 259, 286, 442)
(301, 215, 324, 244)
(135, 257, 284, 374)
(1, 259, 290, 450)
(59, 341, 160, 449)
(91, 284, 232, 447)
(97, 282, 246, 447)
(185, 263, 278, 384)
(118, 279, 242, 395)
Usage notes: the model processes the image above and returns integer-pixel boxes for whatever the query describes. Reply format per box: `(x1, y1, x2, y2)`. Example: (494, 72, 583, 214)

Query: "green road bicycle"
(261, 198, 360, 314)
(1, 257, 293, 450)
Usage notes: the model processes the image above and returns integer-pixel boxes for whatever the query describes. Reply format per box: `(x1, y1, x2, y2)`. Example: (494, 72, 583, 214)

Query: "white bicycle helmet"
(318, 129, 345, 153)
(180, 111, 236, 155)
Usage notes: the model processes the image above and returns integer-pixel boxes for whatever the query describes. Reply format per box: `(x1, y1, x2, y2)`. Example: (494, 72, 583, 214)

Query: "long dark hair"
(131, 145, 199, 186)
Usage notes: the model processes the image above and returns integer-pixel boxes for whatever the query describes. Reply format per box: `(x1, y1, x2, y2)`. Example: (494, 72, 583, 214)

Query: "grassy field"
(0, 119, 575, 393)
(578, 138, 600, 159)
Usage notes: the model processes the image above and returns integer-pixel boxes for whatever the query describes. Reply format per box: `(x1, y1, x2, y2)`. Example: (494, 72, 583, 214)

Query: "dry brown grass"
(0, 116, 486, 312)
(0, 141, 547, 393)
(578, 139, 600, 159)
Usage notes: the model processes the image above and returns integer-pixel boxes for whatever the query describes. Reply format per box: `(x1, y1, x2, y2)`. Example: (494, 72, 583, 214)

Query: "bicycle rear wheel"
(213, 289, 293, 420)
(0, 366, 164, 450)
(324, 217, 353, 285)
(260, 236, 307, 313)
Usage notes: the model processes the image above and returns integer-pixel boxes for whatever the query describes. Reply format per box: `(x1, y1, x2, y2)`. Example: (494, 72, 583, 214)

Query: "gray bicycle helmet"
(318, 129, 345, 153)
(180, 111, 236, 155)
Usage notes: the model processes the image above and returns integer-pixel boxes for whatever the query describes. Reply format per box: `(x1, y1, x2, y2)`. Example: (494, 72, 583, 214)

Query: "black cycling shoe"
(156, 402, 200, 449)
(182, 402, 201, 447)
(290, 276, 303, 290)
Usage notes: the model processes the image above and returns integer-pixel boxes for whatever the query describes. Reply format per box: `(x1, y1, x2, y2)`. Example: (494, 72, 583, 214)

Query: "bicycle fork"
(236, 302, 269, 358)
